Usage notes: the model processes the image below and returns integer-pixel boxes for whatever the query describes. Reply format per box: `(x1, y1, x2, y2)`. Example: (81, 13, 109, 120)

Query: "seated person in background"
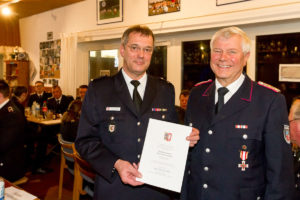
(11, 86, 28, 115)
(28, 81, 52, 108)
(47, 85, 74, 115)
(76, 84, 88, 102)
(175, 89, 189, 124)
(60, 100, 82, 142)
(0, 80, 26, 182)
(289, 96, 300, 200)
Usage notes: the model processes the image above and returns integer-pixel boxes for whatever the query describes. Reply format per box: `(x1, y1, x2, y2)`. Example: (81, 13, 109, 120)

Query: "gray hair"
(210, 26, 251, 55)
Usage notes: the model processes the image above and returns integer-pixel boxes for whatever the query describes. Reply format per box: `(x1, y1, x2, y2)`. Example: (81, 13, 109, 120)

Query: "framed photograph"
(97, 0, 123, 25)
(279, 64, 300, 82)
(216, 0, 251, 6)
(148, 0, 181, 16)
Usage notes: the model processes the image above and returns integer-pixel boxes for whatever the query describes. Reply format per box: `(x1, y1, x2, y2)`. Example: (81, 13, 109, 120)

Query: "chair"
(57, 134, 74, 200)
(72, 143, 96, 200)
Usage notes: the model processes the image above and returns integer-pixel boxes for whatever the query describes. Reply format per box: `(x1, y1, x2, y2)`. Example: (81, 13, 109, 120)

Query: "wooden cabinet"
(5, 60, 29, 89)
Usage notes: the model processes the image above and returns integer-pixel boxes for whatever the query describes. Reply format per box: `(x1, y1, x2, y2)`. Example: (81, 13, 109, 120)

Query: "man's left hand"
(186, 127, 200, 147)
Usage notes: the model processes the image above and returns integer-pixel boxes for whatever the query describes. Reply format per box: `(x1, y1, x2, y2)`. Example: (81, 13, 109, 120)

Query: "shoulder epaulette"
(257, 81, 280, 93)
(194, 79, 212, 87)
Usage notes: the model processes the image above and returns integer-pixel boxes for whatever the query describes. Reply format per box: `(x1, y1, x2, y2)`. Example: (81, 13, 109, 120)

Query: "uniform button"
(188, 170, 191, 175)
(162, 115, 165, 119)
(110, 116, 114, 120)
(137, 122, 141, 126)
(205, 148, 211, 153)
(296, 184, 298, 188)
(189, 123, 193, 127)
(137, 138, 141, 142)
(0, 163, 3, 166)
(137, 154, 141, 159)
(243, 134, 248, 139)
(208, 130, 213, 135)
(297, 173, 300, 178)
(203, 184, 208, 189)
(204, 166, 209, 171)
(257, 197, 261, 200)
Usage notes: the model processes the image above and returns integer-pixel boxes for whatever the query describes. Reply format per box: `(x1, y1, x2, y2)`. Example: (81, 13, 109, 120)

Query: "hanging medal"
(238, 150, 249, 171)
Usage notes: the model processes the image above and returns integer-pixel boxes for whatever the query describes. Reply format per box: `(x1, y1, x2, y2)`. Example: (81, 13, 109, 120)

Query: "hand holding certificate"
(136, 118, 192, 192)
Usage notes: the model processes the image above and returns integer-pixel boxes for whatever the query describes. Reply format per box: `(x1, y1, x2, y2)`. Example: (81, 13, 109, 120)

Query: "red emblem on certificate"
(238, 150, 249, 171)
(164, 132, 172, 142)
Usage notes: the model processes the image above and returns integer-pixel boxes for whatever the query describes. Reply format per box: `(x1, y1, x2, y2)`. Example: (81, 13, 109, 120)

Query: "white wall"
(19, 0, 300, 102)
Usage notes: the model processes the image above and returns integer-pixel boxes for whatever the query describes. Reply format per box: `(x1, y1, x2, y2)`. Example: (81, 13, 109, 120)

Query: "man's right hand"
(114, 159, 144, 186)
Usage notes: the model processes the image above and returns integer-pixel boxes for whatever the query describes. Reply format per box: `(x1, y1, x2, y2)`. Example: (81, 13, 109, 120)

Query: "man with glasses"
(76, 25, 199, 200)
(289, 96, 300, 199)
(28, 81, 52, 108)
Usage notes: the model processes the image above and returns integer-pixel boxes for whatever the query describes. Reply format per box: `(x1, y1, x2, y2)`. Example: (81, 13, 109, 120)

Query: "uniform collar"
(0, 99, 9, 110)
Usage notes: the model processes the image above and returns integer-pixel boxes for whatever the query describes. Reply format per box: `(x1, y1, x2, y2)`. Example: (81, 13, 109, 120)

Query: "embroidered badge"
(238, 150, 249, 171)
(7, 106, 14, 112)
(235, 125, 248, 129)
(152, 108, 167, 112)
(108, 124, 116, 133)
(283, 124, 291, 144)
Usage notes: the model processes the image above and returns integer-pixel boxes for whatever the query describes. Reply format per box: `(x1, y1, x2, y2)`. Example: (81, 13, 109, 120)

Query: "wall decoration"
(40, 39, 61, 79)
(217, 0, 251, 6)
(148, 0, 180, 16)
(97, 0, 123, 25)
(279, 64, 300, 82)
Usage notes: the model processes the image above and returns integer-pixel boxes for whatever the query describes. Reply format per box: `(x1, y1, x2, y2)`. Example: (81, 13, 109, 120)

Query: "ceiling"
(0, 0, 85, 19)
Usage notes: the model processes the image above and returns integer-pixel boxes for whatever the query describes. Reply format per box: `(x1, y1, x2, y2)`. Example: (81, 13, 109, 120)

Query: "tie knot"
(131, 80, 140, 88)
(218, 87, 229, 96)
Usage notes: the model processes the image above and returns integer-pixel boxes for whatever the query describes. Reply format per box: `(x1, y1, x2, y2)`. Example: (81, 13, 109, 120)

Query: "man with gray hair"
(181, 27, 294, 200)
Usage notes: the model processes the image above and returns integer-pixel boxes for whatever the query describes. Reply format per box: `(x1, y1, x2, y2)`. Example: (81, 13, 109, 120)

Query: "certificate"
(136, 118, 191, 192)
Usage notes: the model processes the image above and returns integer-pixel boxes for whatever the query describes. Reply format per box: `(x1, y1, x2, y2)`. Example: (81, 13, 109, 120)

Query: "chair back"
(72, 143, 96, 200)
(57, 133, 74, 200)
(57, 134, 74, 161)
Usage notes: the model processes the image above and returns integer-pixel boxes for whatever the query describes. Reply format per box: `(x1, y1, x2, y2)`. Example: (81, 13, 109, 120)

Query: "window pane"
(89, 49, 119, 81)
(182, 40, 214, 90)
(148, 46, 167, 79)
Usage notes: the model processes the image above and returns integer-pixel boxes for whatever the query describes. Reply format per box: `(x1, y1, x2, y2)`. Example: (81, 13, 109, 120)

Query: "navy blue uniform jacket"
(181, 75, 294, 200)
(75, 71, 178, 200)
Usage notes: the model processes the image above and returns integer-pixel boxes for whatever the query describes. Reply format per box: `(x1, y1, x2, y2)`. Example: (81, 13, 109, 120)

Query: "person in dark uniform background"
(289, 96, 300, 200)
(75, 25, 199, 200)
(11, 86, 28, 115)
(76, 84, 88, 102)
(0, 80, 26, 182)
(175, 90, 189, 124)
(181, 27, 294, 200)
(47, 85, 73, 115)
(28, 80, 52, 108)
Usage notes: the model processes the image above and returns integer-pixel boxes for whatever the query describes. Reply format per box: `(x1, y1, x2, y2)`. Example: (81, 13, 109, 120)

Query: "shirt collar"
(122, 68, 147, 99)
(0, 99, 9, 110)
(215, 73, 245, 104)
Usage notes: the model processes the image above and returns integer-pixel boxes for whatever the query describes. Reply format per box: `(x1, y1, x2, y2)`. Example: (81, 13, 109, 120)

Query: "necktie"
(56, 100, 60, 105)
(216, 87, 229, 114)
(131, 80, 142, 113)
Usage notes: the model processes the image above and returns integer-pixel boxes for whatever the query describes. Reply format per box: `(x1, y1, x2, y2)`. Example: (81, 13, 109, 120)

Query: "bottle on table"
(42, 101, 48, 118)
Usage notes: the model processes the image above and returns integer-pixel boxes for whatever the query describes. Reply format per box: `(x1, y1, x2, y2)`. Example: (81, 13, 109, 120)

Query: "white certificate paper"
(136, 118, 192, 192)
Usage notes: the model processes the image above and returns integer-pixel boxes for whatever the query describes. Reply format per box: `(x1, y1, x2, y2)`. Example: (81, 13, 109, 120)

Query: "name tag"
(106, 107, 121, 111)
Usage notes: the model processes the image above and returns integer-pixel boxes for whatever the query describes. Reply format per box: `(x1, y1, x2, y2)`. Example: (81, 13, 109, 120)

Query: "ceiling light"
(2, 7, 11, 16)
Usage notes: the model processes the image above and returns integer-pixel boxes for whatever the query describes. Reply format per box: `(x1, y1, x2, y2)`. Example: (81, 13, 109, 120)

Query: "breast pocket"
(100, 112, 126, 144)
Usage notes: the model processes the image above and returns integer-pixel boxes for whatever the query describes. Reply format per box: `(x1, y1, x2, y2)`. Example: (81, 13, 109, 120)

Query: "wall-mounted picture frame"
(148, 0, 180, 16)
(216, 0, 251, 6)
(279, 64, 300, 82)
(97, 0, 123, 25)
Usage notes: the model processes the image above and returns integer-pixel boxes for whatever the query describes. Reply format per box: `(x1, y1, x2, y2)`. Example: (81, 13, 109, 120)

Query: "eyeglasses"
(126, 44, 153, 54)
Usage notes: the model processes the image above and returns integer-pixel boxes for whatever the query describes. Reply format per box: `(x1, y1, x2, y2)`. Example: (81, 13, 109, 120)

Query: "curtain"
(60, 32, 78, 97)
